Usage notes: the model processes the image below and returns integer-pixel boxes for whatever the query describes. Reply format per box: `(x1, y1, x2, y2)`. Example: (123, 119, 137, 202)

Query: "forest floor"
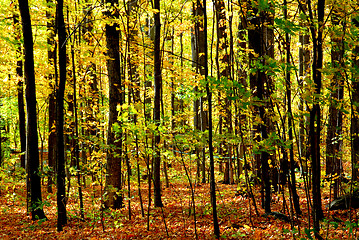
(0, 170, 359, 239)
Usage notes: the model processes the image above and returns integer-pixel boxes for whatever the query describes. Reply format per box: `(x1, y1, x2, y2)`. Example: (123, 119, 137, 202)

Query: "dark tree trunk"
(325, 9, 344, 199)
(215, 0, 233, 185)
(13, 12, 26, 168)
(56, 0, 67, 231)
(248, 5, 271, 213)
(201, 0, 220, 237)
(284, 0, 301, 216)
(309, 0, 325, 234)
(17, 78, 26, 169)
(248, 4, 261, 184)
(298, 0, 310, 177)
(352, 21, 359, 182)
(153, 0, 163, 207)
(105, 0, 123, 209)
(71, 46, 84, 219)
(18, 0, 47, 221)
(46, 0, 56, 193)
(192, 0, 208, 184)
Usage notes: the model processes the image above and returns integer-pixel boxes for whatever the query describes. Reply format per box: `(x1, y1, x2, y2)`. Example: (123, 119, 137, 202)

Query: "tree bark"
(13, 11, 26, 169)
(56, 0, 68, 231)
(325, 9, 344, 199)
(192, 0, 208, 184)
(215, 0, 233, 184)
(248, 4, 271, 213)
(351, 20, 359, 182)
(153, 0, 163, 207)
(284, 0, 301, 216)
(46, 0, 57, 193)
(105, 0, 123, 209)
(18, 0, 47, 221)
(309, 0, 325, 234)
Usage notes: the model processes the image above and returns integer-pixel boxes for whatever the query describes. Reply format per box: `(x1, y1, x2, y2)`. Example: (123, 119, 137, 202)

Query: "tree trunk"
(325, 9, 344, 199)
(105, 0, 123, 209)
(192, 0, 208, 184)
(298, 2, 310, 175)
(203, 0, 220, 235)
(56, 0, 68, 231)
(351, 20, 359, 182)
(153, 0, 163, 207)
(284, 0, 301, 216)
(46, 0, 57, 193)
(215, 0, 233, 185)
(13, 11, 26, 169)
(18, 0, 47, 221)
(248, 4, 271, 213)
(309, 0, 325, 234)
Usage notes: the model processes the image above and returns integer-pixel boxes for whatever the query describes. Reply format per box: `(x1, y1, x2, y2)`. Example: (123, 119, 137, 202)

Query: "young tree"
(56, 0, 68, 231)
(104, 0, 123, 209)
(153, 0, 163, 207)
(214, 0, 233, 184)
(325, 8, 344, 199)
(13, 9, 26, 169)
(46, 0, 57, 194)
(306, 0, 325, 234)
(351, 17, 359, 181)
(192, 0, 207, 183)
(200, 0, 220, 237)
(284, 0, 301, 216)
(247, 2, 271, 213)
(18, 0, 47, 221)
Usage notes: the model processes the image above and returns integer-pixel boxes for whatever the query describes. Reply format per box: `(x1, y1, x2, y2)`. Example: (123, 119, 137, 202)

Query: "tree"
(56, 0, 68, 231)
(325, 8, 344, 199)
(201, 0, 220, 237)
(13, 9, 26, 169)
(18, 0, 47, 221)
(153, 0, 163, 208)
(46, 0, 57, 194)
(284, 0, 301, 216)
(104, 0, 123, 209)
(192, 0, 207, 184)
(351, 16, 359, 182)
(214, 0, 233, 184)
(247, 1, 271, 213)
(305, 0, 325, 234)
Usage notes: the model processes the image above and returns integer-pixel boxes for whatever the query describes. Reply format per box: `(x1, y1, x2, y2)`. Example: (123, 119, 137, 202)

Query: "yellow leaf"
(243, 224, 251, 229)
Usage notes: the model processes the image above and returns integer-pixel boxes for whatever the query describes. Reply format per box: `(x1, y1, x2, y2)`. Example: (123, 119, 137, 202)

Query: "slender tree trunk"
(351, 19, 359, 182)
(215, 0, 233, 184)
(71, 45, 84, 219)
(18, 0, 47, 221)
(248, 4, 271, 213)
(298, 0, 310, 177)
(56, 0, 67, 231)
(284, 1, 301, 216)
(309, 0, 325, 235)
(192, 0, 208, 184)
(13, 11, 26, 168)
(153, 0, 163, 207)
(104, 0, 123, 209)
(202, 0, 220, 237)
(325, 9, 344, 199)
(46, 0, 57, 194)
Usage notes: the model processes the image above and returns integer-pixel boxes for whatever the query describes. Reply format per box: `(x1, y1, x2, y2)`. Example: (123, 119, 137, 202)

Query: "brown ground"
(0, 171, 358, 239)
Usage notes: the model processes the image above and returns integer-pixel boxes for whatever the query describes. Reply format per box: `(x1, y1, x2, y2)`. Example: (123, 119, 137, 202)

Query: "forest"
(0, 0, 359, 238)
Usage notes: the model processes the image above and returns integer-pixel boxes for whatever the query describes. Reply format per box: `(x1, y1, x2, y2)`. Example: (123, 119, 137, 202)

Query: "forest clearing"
(1, 0, 359, 239)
